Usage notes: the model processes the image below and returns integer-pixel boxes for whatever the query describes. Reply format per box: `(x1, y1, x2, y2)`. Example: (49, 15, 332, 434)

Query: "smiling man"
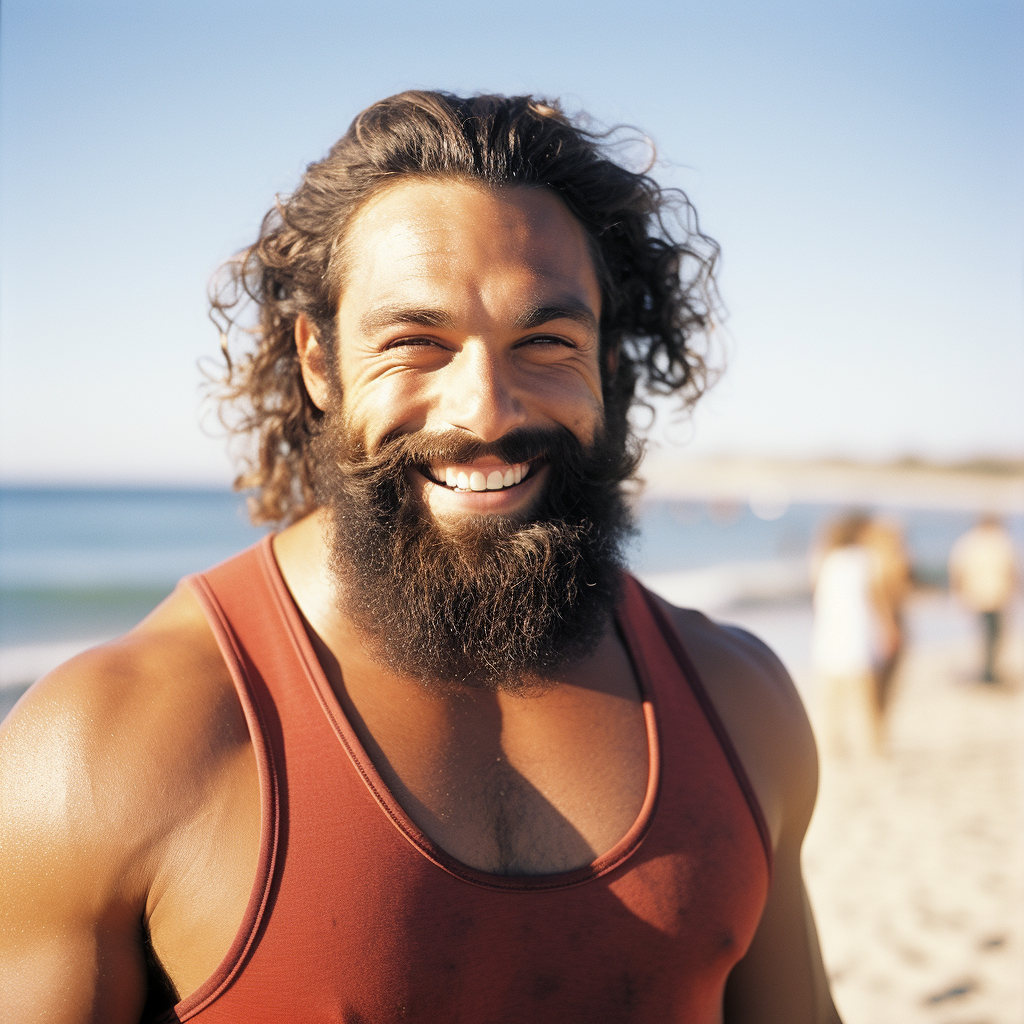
(1, 93, 841, 1022)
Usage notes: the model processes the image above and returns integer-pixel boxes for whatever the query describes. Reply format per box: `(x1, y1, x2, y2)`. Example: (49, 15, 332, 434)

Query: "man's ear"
(295, 314, 332, 411)
(605, 343, 620, 378)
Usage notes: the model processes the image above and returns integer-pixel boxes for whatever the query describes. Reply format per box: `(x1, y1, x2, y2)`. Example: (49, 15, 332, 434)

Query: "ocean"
(2, 482, 1019, 724)
(2, 483, 1009, 644)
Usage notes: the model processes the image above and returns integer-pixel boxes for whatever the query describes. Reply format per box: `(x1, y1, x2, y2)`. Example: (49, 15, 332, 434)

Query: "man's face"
(300, 178, 633, 691)
(329, 178, 606, 524)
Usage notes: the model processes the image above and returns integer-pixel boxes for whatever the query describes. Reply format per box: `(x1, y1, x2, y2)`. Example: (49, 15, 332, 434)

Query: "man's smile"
(409, 457, 549, 516)
(426, 459, 536, 492)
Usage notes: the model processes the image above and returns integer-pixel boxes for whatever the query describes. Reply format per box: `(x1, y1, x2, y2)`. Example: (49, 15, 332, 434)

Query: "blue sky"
(1, 0, 1021, 483)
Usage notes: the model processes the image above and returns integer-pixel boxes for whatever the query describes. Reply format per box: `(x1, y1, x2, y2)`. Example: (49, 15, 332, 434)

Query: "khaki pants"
(821, 672, 882, 758)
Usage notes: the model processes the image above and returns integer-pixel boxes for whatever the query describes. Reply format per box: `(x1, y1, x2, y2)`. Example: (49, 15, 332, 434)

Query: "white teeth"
(435, 462, 530, 491)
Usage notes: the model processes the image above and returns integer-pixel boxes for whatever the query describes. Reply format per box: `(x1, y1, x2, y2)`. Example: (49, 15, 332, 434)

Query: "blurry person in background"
(860, 518, 911, 712)
(812, 513, 883, 757)
(949, 515, 1018, 683)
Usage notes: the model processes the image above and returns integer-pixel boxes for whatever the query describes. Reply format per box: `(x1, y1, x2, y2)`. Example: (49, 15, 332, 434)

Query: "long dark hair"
(210, 91, 720, 523)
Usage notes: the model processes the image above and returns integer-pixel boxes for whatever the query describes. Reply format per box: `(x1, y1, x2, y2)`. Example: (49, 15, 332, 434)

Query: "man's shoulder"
(652, 594, 812, 743)
(1, 584, 244, 886)
(646, 592, 819, 847)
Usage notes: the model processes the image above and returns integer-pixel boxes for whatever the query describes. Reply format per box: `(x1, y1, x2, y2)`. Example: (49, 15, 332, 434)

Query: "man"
(949, 515, 1018, 683)
(1, 92, 841, 1022)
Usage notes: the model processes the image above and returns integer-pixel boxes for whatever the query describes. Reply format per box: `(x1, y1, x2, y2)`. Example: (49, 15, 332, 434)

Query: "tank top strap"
(188, 535, 311, 689)
(176, 536, 294, 1018)
(617, 574, 774, 878)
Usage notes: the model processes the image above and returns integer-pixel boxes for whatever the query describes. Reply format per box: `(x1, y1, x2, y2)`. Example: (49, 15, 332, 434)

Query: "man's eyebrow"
(359, 306, 458, 334)
(358, 301, 599, 336)
(513, 302, 599, 334)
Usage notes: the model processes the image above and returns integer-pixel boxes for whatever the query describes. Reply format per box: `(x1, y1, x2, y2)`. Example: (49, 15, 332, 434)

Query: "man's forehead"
(337, 178, 601, 320)
(345, 176, 583, 245)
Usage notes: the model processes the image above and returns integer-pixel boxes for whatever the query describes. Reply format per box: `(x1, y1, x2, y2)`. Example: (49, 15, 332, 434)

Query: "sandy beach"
(636, 458, 1024, 1018)
(720, 593, 1024, 1024)
(804, 610, 1023, 1023)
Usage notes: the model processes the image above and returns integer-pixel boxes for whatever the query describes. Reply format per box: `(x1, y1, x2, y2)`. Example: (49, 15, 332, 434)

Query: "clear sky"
(1, 0, 1021, 484)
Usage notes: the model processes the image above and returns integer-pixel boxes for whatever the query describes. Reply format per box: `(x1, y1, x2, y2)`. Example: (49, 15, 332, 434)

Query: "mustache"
(314, 413, 643, 535)
(339, 425, 591, 480)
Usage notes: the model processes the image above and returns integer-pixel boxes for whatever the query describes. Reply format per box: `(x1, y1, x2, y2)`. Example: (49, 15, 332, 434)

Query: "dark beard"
(310, 416, 640, 694)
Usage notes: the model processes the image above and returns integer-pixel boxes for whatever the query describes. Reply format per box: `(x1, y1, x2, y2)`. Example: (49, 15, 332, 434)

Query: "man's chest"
(364, 698, 652, 876)
(145, 675, 764, 1023)
(146, 677, 650, 1004)
(324, 618, 653, 876)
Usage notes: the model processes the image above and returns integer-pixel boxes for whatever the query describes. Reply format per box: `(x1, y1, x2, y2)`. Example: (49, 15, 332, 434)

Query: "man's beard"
(310, 412, 640, 694)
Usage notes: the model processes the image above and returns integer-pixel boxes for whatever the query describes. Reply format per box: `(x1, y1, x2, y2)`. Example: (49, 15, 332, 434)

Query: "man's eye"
(386, 337, 441, 350)
(522, 335, 573, 348)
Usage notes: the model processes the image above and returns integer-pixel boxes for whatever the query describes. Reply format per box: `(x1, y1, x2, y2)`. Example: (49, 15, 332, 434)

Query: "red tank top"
(161, 537, 771, 1022)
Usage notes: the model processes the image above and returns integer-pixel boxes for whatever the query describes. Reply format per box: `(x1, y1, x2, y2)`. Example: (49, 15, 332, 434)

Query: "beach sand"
(795, 600, 1024, 1024)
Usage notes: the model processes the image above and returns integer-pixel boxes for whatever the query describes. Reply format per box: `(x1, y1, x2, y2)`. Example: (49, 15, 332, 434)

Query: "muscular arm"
(665, 605, 842, 1023)
(1, 650, 153, 1023)
(1, 588, 256, 1023)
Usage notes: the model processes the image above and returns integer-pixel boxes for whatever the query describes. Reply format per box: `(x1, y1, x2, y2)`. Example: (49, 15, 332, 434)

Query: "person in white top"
(813, 513, 883, 757)
(948, 516, 1018, 683)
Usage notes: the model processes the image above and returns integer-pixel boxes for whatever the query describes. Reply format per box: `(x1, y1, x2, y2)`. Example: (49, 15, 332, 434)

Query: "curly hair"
(210, 90, 720, 524)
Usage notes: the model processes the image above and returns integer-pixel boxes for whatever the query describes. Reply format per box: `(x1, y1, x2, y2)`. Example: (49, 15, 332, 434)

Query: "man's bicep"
(1, 921, 147, 1024)
(0, 674, 149, 1023)
(723, 836, 841, 1024)
(0, 797, 150, 1024)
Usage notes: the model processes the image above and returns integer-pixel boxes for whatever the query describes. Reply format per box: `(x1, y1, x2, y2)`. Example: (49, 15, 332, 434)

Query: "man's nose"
(437, 343, 528, 442)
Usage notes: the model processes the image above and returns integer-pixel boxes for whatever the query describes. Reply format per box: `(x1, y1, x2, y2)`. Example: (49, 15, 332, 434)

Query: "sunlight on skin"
(295, 179, 606, 525)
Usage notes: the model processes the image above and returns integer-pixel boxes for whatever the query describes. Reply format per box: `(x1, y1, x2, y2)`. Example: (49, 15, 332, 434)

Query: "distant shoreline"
(5, 456, 1022, 512)
(637, 454, 1024, 514)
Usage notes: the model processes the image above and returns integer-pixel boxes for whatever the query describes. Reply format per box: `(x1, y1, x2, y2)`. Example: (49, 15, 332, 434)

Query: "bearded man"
(1, 92, 841, 1023)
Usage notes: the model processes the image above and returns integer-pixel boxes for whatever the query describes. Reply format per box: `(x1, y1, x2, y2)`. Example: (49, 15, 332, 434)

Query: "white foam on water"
(636, 557, 811, 612)
(0, 637, 112, 689)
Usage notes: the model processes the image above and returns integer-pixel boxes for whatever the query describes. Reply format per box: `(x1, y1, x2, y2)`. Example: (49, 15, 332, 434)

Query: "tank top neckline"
(256, 534, 663, 892)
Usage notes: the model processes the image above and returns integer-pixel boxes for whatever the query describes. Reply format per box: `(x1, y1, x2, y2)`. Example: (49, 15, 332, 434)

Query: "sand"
(794, 598, 1024, 1024)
